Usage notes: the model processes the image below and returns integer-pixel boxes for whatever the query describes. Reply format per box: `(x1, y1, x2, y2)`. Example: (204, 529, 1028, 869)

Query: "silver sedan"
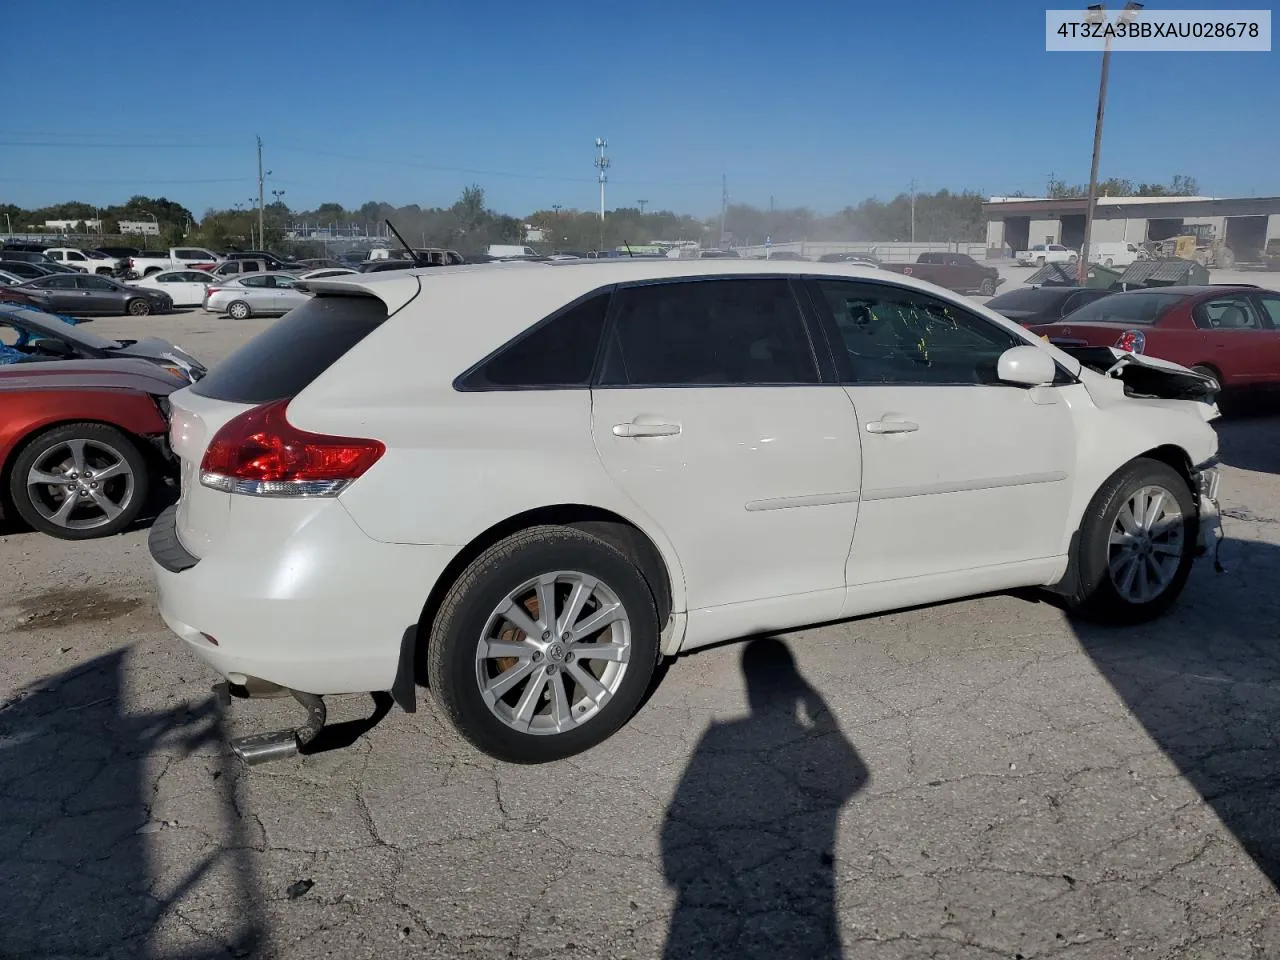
(204, 272, 310, 319)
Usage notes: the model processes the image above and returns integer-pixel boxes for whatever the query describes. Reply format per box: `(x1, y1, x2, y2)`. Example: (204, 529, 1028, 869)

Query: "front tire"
(126, 297, 151, 316)
(8, 423, 149, 540)
(978, 278, 997, 296)
(227, 300, 251, 319)
(1066, 458, 1197, 624)
(427, 525, 660, 763)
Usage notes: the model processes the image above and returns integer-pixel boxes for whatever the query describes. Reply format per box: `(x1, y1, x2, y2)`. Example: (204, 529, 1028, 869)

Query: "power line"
(0, 139, 242, 149)
(0, 176, 254, 185)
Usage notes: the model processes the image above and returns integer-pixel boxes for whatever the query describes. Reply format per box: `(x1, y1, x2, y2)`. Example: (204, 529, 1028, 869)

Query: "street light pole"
(1078, 2, 1142, 283)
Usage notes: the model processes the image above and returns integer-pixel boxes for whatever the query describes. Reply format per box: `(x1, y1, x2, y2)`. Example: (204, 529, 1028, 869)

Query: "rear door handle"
(866, 418, 919, 434)
(613, 421, 681, 438)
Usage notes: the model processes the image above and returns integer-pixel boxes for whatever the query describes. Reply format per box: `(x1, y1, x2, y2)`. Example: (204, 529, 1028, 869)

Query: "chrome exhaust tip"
(230, 730, 300, 766)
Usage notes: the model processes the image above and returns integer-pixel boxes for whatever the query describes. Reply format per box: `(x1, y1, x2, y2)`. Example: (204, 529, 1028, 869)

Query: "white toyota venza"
(150, 260, 1222, 763)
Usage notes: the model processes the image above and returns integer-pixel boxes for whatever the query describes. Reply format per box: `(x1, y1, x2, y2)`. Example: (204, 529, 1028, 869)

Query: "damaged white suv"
(149, 260, 1221, 764)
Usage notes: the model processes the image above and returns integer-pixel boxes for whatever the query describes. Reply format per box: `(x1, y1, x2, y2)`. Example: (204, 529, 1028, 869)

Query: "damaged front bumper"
(1192, 459, 1225, 570)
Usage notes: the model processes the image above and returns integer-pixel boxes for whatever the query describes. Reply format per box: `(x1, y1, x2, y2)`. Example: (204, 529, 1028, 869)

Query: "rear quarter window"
(191, 294, 388, 403)
(456, 291, 611, 390)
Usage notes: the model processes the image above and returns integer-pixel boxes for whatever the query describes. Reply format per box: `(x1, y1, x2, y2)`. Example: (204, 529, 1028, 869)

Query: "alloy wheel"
(1107, 484, 1185, 603)
(475, 571, 632, 736)
(25, 438, 136, 532)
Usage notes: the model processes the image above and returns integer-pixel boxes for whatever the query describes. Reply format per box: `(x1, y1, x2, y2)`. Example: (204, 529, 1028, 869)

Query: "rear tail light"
(1115, 329, 1146, 354)
(199, 399, 384, 498)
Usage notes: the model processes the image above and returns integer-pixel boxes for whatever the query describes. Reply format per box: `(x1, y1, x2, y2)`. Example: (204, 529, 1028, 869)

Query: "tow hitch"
(213, 681, 326, 766)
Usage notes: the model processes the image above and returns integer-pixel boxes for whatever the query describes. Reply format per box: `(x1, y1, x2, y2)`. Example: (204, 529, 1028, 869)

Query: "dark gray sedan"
(18, 273, 173, 316)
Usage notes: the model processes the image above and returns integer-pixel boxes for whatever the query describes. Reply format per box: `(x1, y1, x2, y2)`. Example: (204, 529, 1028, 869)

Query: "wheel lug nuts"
(541, 631, 551, 641)
(532, 651, 543, 662)
(564, 652, 575, 663)
(562, 633, 572, 642)
(546, 664, 558, 675)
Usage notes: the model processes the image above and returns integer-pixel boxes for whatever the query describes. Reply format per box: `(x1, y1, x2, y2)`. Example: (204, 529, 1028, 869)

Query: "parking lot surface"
(4, 266, 1280, 959)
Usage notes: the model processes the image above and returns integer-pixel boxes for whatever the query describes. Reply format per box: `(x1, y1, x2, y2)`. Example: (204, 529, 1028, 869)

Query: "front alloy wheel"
(428, 525, 659, 762)
(1106, 485, 1186, 604)
(1067, 458, 1197, 623)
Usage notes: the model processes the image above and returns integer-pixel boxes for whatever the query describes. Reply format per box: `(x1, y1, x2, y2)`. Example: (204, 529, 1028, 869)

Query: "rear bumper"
(149, 501, 458, 695)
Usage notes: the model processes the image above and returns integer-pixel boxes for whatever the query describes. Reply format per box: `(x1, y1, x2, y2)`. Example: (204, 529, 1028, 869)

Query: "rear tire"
(978, 278, 996, 296)
(1065, 458, 1197, 624)
(227, 300, 251, 319)
(1036, 256, 1046, 266)
(1068, 254, 1079, 264)
(8, 423, 149, 540)
(427, 525, 660, 763)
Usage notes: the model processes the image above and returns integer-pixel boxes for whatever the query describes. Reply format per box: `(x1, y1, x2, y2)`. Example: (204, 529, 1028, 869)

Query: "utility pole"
(720, 174, 728, 246)
(908, 179, 918, 243)
(256, 136, 266, 251)
(638, 199, 648, 214)
(594, 138, 609, 251)
(1078, 2, 1143, 283)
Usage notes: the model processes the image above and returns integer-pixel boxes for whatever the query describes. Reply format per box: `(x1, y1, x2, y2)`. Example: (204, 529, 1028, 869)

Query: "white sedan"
(129, 269, 217, 307)
(203, 272, 310, 318)
(151, 260, 1221, 765)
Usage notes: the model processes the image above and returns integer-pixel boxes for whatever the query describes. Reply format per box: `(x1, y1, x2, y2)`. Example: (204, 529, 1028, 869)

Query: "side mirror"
(998, 345, 1057, 387)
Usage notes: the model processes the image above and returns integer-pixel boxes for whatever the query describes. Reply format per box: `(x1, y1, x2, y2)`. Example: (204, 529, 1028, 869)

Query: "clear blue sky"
(3, 0, 1275, 218)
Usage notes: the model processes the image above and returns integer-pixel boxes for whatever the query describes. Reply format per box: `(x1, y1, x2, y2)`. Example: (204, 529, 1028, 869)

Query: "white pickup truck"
(1016, 243, 1079, 266)
(43, 247, 122, 276)
(127, 246, 223, 278)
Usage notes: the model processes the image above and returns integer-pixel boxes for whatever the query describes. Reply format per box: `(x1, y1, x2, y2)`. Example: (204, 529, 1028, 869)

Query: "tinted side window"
(459, 292, 610, 389)
(597, 279, 818, 387)
(240, 275, 269, 288)
(191, 294, 387, 403)
(814, 280, 1020, 385)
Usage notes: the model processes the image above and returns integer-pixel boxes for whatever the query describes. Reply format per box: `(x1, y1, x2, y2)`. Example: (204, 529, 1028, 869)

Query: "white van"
(486, 244, 537, 258)
(1089, 241, 1143, 268)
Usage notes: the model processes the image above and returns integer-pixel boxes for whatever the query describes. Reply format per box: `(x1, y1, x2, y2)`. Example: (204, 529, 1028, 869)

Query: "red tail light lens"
(1115, 329, 1146, 354)
(199, 399, 384, 497)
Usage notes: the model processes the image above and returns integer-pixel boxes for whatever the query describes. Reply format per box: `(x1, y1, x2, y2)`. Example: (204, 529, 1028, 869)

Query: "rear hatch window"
(191, 293, 387, 403)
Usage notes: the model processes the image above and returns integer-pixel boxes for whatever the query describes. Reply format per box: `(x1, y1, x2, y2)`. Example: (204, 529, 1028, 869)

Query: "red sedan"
(1029, 285, 1280, 389)
(0, 359, 182, 540)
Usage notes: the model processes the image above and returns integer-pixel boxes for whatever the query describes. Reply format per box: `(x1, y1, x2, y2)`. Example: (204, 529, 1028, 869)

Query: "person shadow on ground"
(661, 637, 869, 960)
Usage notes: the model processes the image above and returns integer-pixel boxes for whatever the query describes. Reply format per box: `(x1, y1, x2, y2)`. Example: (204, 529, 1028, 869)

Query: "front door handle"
(613, 421, 681, 438)
(866, 418, 919, 434)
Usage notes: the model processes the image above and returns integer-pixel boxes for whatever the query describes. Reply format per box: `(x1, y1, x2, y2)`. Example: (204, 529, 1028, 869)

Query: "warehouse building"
(983, 195, 1280, 261)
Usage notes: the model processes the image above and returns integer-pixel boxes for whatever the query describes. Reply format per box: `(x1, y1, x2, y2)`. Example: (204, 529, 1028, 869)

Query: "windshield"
(1064, 292, 1185, 326)
(0, 305, 122, 348)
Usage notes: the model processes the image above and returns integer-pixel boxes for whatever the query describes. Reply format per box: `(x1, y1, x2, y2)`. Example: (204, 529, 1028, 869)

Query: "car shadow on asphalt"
(660, 637, 869, 960)
(1066, 537, 1280, 889)
(1214, 401, 1280, 475)
(0, 650, 265, 959)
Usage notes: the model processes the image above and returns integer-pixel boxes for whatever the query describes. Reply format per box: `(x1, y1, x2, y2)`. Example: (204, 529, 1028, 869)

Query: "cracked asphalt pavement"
(3, 296, 1280, 959)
